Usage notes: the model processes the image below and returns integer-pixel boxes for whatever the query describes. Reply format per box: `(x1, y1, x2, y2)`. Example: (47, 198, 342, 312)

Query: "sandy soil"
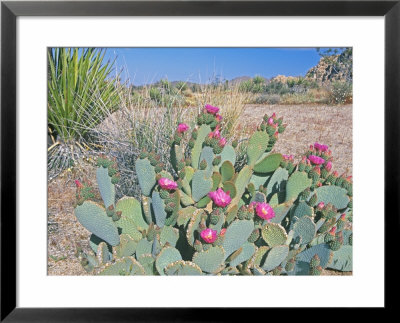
(47, 104, 352, 276)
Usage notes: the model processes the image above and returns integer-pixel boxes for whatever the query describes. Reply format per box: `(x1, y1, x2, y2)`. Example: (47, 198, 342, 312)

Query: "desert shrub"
(329, 81, 352, 104)
(149, 87, 162, 103)
(254, 94, 281, 105)
(175, 81, 188, 92)
(47, 48, 121, 179)
(73, 109, 353, 276)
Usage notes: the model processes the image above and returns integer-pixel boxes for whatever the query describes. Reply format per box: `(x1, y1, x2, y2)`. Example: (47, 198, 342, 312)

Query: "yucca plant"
(47, 47, 120, 143)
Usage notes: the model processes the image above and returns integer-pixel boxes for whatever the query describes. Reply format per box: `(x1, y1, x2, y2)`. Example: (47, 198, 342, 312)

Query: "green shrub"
(329, 81, 352, 104)
(47, 48, 120, 142)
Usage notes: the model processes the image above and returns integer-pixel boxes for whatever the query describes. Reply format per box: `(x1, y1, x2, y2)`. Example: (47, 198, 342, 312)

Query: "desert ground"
(47, 104, 352, 275)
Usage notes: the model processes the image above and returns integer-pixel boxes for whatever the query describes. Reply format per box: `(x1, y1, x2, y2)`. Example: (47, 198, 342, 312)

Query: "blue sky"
(102, 47, 342, 86)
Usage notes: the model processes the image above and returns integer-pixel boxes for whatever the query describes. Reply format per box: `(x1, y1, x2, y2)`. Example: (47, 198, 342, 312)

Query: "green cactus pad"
(96, 241, 112, 265)
(247, 131, 270, 166)
(115, 196, 149, 231)
(155, 246, 182, 275)
(327, 245, 352, 271)
(196, 196, 211, 208)
(170, 143, 184, 172)
(270, 201, 294, 224)
(289, 244, 332, 275)
(252, 266, 267, 275)
(225, 205, 238, 225)
(223, 181, 237, 199)
(266, 167, 288, 200)
(181, 166, 195, 196)
(192, 246, 225, 273)
(191, 124, 212, 169)
(211, 172, 222, 190)
(250, 173, 271, 190)
(293, 216, 316, 245)
(250, 246, 269, 268)
(199, 146, 215, 177)
(179, 190, 195, 207)
(230, 165, 253, 208)
(229, 242, 256, 267)
(126, 256, 146, 275)
(222, 219, 254, 259)
(285, 171, 312, 202)
(268, 193, 279, 206)
(164, 260, 203, 275)
(186, 209, 204, 246)
(75, 201, 120, 246)
(98, 257, 144, 276)
(220, 161, 235, 183)
(160, 226, 179, 247)
(96, 166, 115, 208)
(251, 191, 266, 203)
(177, 206, 197, 227)
(135, 158, 156, 196)
(253, 153, 283, 174)
(137, 253, 155, 275)
(292, 201, 313, 220)
(114, 234, 138, 258)
(261, 223, 288, 247)
(217, 144, 236, 166)
(191, 170, 213, 202)
(141, 196, 152, 225)
(262, 245, 289, 272)
(89, 234, 112, 255)
(312, 186, 350, 210)
(151, 191, 167, 228)
(209, 212, 225, 232)
(135, 238, 153, 259)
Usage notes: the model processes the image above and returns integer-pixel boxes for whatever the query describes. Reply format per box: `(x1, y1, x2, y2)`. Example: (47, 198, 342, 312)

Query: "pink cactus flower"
(309, 145, 314, 151)
(267, 117, 274, 125)
(333, 171, 339, 177)
(329, 226, 337, 235)
(208, 188, 232, 207)
(177, 123, 189, 133)
(255, 202, 275, 221)
(200, 228, 218, 243)
(208, 128, 221, 139)
(308, 155, 325, 165)
(314, 142, 329, 152)
(218, 137, 227, 148)
(158, 177, 178, 190)
(317, 182, 322, 187)
(274, 131, 279, 139)
(74, 180, 83, 188)
(301, 156, 307, 162)
(317, 202, 325, 210)
(313, 166, 321, 175)
(346, 176, 352, 182)
(219, 228, 226, 236)
(215, 114, 223, 122)
(204, 104, 219, 115)
(271, 112, 276, 119)
(340, 213, 346, 220)
(325, 161, 332, 171)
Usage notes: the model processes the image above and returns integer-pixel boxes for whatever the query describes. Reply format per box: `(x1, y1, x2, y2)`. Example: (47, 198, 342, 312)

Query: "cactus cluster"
(74, 105, 352, 275)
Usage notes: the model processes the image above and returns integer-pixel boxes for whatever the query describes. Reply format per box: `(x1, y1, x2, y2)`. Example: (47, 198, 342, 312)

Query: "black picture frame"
(1, 0, 398, 321)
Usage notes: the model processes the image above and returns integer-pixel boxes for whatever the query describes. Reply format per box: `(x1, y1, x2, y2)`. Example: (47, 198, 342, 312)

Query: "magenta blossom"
(204, 104, 219, 115)
(325, 161, 332, 171)
(200, 228, 218, 243)
(208, 188, 232, 207)
(314, 142, 329, 152)
(317, 202, 325, 210)
(74, 180, 83, 188)
(215, 114, 223, 122)
(158, 178, 178, 190)
(308, 155, 325, 165)
(177, 123, 189, 133)
(218, 137, 227, 148)
(255, 202, 275, 221)
(267, 117, 274, 125)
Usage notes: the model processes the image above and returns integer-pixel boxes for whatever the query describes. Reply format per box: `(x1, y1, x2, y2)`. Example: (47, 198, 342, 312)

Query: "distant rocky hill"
(305, 50, 352, 83)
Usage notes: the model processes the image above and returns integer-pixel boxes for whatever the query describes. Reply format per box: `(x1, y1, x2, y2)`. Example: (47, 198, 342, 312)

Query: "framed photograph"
(1, 0, 398, 320)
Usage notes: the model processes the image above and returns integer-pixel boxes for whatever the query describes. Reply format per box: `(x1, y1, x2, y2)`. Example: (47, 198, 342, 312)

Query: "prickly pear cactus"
(73, 106, 352, 275)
